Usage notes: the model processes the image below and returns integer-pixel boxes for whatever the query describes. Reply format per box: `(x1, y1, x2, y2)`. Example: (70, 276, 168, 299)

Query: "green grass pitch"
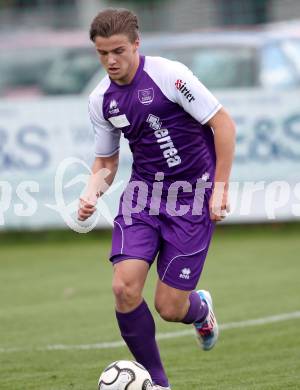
(0, 224, 300, 390)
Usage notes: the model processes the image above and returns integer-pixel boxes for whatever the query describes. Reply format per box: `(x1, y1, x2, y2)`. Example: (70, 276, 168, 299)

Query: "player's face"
(94, 34, 140, 85)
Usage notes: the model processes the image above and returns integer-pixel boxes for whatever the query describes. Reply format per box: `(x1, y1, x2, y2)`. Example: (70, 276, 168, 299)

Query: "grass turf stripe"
(1, 310, 299, 353)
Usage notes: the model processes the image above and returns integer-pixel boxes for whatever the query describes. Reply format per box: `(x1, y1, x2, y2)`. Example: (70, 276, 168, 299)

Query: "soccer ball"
(98, 360, 153, 390)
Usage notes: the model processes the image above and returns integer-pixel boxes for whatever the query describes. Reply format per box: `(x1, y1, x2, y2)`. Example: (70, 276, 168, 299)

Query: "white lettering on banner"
(14, 181, 39, 217)
(0, 181, 12, 225)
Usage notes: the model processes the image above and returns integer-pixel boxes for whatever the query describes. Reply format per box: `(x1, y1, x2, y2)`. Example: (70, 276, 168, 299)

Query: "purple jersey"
(88, 56, 222, 192)
(89, 55, 221, 290)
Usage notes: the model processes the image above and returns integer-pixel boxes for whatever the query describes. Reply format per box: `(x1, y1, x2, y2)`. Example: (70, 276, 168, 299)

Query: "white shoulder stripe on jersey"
(144, 56, 222, 126)
(88, 76, 122, 157)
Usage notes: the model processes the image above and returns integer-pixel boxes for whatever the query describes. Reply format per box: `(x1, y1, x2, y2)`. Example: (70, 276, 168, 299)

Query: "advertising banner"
(0, 90, 300, 230)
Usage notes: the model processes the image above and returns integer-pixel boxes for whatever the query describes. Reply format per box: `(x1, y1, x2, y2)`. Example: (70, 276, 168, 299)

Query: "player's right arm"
(78, 92, 121, 221)
(78, 153, 119, 221)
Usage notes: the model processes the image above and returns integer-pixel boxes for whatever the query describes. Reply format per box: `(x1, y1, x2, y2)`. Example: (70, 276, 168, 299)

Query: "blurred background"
(1, 0, 300, 31)
(1, 0, 300, 229)
(0, 2, 300, 390)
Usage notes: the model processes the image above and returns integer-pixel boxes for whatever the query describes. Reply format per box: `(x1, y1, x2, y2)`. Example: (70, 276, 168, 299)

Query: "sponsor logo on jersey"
(175, 79, 195, 103)
(179, 268, 191, 280)
(109, 99, 120, 115)
(146, 114, 181, 168)
(138, 88, 154, 105)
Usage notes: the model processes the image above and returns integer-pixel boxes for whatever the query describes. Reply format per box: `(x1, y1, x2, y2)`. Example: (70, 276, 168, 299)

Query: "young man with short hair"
(78, 8, 236, 390)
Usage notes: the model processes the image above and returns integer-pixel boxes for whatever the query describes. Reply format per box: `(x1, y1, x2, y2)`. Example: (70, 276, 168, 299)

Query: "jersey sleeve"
(144, 57, 222, 125)
(88, 97, 121, 157)
(169, 61, 222, 124)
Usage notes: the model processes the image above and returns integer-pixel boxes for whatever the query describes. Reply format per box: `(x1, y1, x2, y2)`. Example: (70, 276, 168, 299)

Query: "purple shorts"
(110, 193, 215, 291)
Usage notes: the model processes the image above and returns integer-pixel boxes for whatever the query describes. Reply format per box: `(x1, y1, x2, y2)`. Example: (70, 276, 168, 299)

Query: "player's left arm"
(207, 108, 236, 221)
(165, 60, 236, 221)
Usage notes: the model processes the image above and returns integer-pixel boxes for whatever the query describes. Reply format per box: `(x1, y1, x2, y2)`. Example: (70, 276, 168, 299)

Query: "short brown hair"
(89, 8, 139, 43)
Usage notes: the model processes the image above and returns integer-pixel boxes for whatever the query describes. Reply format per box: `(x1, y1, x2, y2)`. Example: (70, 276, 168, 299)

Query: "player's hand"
(209, 184, 230, 222)
(77, 197, 97, 221)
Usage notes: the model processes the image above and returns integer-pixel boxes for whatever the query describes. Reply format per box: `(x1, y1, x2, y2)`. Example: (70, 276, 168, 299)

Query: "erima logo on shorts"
(179, 268, 191, 280)
(146, 114, 181, 168)
(175, 79, 195, 102)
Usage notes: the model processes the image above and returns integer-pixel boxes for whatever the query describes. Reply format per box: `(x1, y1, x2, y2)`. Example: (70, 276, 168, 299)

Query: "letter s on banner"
(17, 126, 50, 170)
(14, 181, 39, 217)
(0, 181, 12, 225)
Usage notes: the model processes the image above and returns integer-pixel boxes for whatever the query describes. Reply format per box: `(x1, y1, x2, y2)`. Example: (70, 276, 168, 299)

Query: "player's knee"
(155, 302, 181, 322)
(112, 280, 140, 306)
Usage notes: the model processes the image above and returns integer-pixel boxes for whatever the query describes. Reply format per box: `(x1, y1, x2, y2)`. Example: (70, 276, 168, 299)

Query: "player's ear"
(133, 36, 140, 51)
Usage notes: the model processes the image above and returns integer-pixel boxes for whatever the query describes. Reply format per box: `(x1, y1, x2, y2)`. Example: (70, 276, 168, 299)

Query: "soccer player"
(78, 8, 236, 390)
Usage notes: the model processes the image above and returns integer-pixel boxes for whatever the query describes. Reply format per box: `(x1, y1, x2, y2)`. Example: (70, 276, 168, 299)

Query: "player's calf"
(154, 281, 190, 322)
(155, 303, 187, 322)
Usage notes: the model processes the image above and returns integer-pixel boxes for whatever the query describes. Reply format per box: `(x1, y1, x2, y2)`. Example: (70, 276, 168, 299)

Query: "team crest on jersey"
(138, 88, 154, 105)
(109, 99, 120, 114)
